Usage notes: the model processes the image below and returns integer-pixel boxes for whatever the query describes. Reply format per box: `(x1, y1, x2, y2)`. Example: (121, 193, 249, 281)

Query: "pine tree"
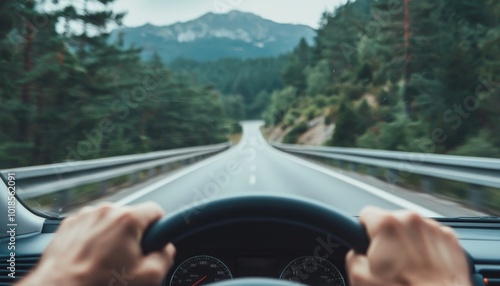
(331, 99, 358, 147)
(282, 38, 311, 95)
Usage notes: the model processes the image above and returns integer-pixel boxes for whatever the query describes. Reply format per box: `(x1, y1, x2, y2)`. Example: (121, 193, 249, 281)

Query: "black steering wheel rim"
(141, 194, 369, 254)
(141, 194, 483, 286)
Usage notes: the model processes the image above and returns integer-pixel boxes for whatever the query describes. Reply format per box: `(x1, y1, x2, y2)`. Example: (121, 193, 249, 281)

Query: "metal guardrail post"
(349, 162, 358, 172)
(420, 176, 435, 194)
(57, 190, 69, 211)
(148, 168, 155, 178)
(161, 164, 168, 173)
(467, 184, 484, 210)
(130, 173, 139, 184)
(384, 169, 401, 187)
(368, 166, 377, 177)
(338, 160, 345, 169)
(100, 180, 110, 195)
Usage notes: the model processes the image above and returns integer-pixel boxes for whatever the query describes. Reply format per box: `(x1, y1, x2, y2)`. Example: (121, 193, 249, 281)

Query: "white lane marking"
(249, 175, 256, 185)
(114, 149, 234, 206)
(250, 166, 256, 171)
(272, 148, 442, 217)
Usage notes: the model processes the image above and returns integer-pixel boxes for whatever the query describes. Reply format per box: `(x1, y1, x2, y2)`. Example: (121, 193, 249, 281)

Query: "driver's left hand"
(17, 203, 176, 286)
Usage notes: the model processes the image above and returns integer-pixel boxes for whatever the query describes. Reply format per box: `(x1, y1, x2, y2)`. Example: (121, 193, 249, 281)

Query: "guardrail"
(0, 143, 231, 211)
(272, 143, 500, 212)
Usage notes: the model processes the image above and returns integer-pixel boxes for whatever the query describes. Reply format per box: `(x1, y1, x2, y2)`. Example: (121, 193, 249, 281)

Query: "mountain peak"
(194, 10, 268, 26)
(225, 10, 261, 17)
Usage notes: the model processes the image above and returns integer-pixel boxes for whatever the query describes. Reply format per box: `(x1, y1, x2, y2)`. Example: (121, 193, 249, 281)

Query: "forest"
(0, 0, 229, 168)
(169, 56, 286, 119)
(1, 0, 499, 169)
(263, 0, 500, 158)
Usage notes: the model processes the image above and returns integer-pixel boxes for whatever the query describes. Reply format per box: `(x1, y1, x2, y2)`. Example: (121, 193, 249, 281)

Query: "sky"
(111, 0, 348, 29)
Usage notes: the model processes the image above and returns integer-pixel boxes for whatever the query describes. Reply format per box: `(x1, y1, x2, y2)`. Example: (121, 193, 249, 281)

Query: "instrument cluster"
(167, 254, 346, 285)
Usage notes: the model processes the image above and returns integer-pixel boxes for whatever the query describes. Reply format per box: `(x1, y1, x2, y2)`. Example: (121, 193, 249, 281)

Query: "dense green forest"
(169, 57, 286, 119)
(264, 0, 500, 157)
(1, 0, 499, 169)
(0, 0, 229, 168)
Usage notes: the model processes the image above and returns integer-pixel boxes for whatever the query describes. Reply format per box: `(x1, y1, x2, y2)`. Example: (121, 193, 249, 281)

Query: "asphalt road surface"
(114, 121, 448, 217)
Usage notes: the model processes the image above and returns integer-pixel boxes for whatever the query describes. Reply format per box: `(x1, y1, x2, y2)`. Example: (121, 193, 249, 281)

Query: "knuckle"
(97, 204, 115, 215)
(402, 211, 423, 227)
(345, 250, 355, 265)
(441, 226, 458, 241)
(379, 213, 400, 231)
(115, 209, 137, 226)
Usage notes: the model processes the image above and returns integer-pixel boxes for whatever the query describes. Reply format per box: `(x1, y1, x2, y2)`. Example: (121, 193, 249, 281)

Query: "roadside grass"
(230, 133, 242, 145)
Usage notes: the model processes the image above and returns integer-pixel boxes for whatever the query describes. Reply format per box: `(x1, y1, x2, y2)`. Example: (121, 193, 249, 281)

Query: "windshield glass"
(0, 0, 498, 219)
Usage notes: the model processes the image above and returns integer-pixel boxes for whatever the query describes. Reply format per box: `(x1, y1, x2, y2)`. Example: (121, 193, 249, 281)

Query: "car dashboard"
(2, 219, 500, 286)
(163, 221, 349, 285)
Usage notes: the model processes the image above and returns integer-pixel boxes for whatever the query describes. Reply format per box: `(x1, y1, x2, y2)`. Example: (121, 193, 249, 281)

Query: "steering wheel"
(141, 194, 485, 286)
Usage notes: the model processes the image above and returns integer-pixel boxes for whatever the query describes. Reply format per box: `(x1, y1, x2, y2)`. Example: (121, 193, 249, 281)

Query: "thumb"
(134, 243, 176, 286)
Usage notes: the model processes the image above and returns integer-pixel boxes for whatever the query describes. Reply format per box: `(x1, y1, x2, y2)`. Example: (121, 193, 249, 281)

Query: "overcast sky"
(110, 0, 348, 29)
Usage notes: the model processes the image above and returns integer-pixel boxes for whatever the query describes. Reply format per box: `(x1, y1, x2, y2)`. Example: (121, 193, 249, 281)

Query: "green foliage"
(283, 122, 308, 144)
(314, 96, 328, 108)
(331, 99, 358, 147)
(324, 106, 339, 125)
(283, 38, 312, 95)
(229, 121, 243, 134)
(305, 60, 331, 96)
(356, 63, 373, 84)
(304, 106, 320, 120)
(170, 57, 286, 119)
(282, 112, 300, 130)
(267, 0, 498, 159)
(451, 130, 500, 158)
(377, 88, 399, 107)
(263, 86, 297, 126)
(222, 95, 245, 121)
(340, 83, 364, 101)
(0, 0, 229, 168)
(355, 100, 373, 135)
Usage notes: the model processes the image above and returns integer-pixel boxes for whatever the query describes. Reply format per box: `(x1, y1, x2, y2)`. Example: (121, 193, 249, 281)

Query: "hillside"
(110, 10, 316, 62)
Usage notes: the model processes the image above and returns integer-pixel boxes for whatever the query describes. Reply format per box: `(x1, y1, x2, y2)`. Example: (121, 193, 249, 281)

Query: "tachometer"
(280, 256, 345, 286)
(169, 255, 232, 286)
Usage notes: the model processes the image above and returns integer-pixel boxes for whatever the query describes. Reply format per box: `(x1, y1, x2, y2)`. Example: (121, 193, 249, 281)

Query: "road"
(114, 121, 442, 217)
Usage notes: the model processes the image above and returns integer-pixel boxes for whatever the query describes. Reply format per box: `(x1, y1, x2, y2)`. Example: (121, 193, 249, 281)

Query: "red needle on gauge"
(192, 276, 208, 286)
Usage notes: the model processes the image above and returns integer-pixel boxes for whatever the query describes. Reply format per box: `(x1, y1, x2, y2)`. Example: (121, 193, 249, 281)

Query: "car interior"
(1, 187, 500, 286)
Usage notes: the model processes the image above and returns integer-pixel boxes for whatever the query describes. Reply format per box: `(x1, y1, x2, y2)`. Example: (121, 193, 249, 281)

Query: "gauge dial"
(280, 256, 346, 286)
(169, 255, 232, 286)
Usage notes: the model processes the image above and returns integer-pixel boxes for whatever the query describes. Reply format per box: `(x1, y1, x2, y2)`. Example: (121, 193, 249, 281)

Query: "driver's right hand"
(346, 206, 471, 286)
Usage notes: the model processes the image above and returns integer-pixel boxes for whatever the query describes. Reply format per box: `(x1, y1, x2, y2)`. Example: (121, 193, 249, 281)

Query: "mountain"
(110, 10, 316, 62)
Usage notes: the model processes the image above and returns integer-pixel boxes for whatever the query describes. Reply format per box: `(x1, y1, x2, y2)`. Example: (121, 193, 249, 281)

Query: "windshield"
(0, 0, 498, 219)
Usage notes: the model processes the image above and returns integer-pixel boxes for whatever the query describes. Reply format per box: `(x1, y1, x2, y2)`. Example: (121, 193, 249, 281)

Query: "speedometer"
(169, 255, 232, 286)
(280, 256, 346, 286)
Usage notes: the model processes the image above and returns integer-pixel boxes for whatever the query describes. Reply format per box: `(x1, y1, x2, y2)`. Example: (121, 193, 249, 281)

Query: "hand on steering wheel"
(142, 195, 483, 286)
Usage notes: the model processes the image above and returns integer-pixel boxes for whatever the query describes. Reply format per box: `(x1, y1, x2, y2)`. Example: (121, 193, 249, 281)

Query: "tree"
(331, 99, 358, 147)
(282, 38, 311, 95)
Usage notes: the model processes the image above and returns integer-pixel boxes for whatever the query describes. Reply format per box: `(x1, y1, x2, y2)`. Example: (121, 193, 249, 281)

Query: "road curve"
(116, 121, 442, 217)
